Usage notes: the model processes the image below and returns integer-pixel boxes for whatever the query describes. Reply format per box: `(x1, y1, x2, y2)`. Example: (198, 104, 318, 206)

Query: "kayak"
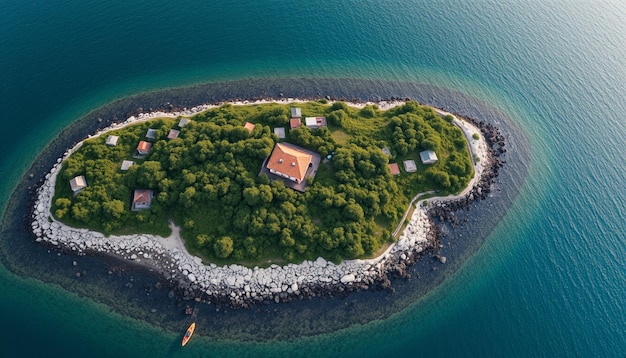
(181, 322, 196, 346)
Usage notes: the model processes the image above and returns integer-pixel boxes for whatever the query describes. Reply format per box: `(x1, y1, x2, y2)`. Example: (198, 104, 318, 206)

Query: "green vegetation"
(51, 101, 473, 265)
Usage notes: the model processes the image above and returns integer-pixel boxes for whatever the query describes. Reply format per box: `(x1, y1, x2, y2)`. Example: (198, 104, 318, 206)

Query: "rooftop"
(106, 135, 119, 146)
(136, 141, 152, 155)
(290, 118, 301, 129)
(244, 122, 255, 131)
(266, 143, 313, 183)
(403, 159, 417, 173)
(178, 118, 190, 127)
(167, 129, 180, 140)
(420, 150, 438, 164)
(121, 160, 134, 171)
(146, 128, 157, 139)
(69, 175, 87, 193)
(274, 127, 286, 139)
(290, 107, 301, 118)
(389, 163, 400, 175)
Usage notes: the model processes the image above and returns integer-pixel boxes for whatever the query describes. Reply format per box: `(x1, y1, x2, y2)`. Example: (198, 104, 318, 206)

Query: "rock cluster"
(427, 116, 506, 227)
(32, 169, 434, 307)
(29, 101, 503, 308)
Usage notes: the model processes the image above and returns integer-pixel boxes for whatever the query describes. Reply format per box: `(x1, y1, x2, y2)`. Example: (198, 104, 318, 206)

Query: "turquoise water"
(2, 0, 625, 357)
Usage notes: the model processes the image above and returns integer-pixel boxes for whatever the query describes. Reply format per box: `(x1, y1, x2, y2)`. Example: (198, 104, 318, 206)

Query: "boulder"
(340, 274, 356, 284)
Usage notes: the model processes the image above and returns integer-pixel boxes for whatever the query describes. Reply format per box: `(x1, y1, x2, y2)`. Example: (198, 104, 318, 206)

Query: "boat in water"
(182, 322, 196, 346)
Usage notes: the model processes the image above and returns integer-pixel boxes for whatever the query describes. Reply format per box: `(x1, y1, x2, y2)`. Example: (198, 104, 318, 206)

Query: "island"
(31, 99, 504, 307)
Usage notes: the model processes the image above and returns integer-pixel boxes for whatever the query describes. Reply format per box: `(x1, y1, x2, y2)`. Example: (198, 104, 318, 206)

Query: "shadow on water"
(0, 77, 529, 341)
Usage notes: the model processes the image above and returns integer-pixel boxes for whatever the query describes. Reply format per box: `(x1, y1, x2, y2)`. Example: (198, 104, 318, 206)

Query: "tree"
(214, 236, 234, 258)
(102, 199, 125, 219)
(359, 105, 378, 118)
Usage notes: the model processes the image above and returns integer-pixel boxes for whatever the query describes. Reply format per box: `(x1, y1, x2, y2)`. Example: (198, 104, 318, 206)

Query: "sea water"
(1, 0, 624, 357)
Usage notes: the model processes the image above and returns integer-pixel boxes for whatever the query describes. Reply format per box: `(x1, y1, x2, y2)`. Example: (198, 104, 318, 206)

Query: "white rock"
(340, 274, 356, 284)
(314, 257, 327, 268)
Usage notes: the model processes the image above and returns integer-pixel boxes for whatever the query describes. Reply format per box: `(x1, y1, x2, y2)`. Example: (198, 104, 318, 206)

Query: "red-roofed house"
(136, 141, 152, 155)
(132, 189, 153, 211)
(290, 118, 301, 129)
(389, 163, 400, 175)
(266, 143, 313, 183)
(244, 122, 255, 131)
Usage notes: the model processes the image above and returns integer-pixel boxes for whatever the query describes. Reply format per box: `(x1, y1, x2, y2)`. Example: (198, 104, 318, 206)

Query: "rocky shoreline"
(29, 99, 505, 309)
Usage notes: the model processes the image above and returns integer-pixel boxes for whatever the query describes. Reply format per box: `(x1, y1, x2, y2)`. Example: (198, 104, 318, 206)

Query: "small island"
(31, 99, 500, 306)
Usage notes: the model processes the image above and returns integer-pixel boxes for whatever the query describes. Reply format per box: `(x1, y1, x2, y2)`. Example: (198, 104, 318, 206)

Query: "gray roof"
(146, 128, 157, 139)
(419, 150, 438, 164)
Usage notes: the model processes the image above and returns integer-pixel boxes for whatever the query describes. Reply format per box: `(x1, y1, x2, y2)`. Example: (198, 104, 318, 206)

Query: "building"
(266, 143, 313, 183)
(69, 175, 87, 193)
(305, 117, 327, 129)
(243, 122, 255, 132)
(389, 163, 400, 175)
(136, 141, 152, 155)
(273, 127, 286, 139)
(121, 160, 134, 171)
(290, 107, 302, 118)
(167, 129, 180, 140)
(403, 159, 417, 173)
(290, 117, 301, 129)
(178, 118, 190, 127)
(146, 128, 157, 139)
(106, 135, 119, 146)
(132, 189, 153, 211)
(419, 150, 438, 164)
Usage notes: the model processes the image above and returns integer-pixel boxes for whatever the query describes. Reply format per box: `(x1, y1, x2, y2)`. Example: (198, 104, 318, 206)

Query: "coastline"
(29, 99, 502, 307)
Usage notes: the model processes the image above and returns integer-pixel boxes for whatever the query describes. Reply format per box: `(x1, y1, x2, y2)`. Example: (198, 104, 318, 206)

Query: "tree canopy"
(51, 100, 473, 265)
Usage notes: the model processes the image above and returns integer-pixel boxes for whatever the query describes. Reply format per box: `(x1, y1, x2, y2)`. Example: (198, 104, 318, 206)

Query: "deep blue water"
(1, 0, 625, 357)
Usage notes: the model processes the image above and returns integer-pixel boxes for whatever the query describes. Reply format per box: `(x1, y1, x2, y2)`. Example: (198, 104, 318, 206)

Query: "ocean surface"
(1, 0, 625, 357)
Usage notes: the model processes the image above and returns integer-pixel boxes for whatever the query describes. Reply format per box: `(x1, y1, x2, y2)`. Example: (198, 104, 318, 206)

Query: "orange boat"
(181, 322, 196, 346)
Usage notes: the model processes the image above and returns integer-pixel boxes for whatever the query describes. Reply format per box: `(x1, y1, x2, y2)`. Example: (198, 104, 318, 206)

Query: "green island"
(51, 100, 473, 265)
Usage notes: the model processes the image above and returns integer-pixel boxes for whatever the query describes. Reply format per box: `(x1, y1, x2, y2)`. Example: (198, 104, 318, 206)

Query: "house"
(266, 143, 313, 183)
(403, 159, 417, 173)
(146, 128, 157, 139)
(290, 107, 302, 118)
(167, 129, 180, 140)
(136, 141, 152, 155)
(121, 160, 134, 171)
(381, 147, 391, 156)
(389, 163, 400, 175)
(305, 117, 327, 129)
(273, 127, 286, 139)
(243, 122, 255, 132)
(132, 189, 153, 211)
(106, 135, 119, 146)
(69, 175, 87, 193)
(178, 118, 190, 127)
(290, 117, 302, 129)
(420, 150, 438, 164)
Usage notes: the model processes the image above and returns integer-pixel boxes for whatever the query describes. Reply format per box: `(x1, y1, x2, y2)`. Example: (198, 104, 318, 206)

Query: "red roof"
(290, 118, 301, 129)
(266, 143, 312, 182)
(244, 122, 255, 131)
(136, 141, 152, 154)
(133, 190, 152, 204)
(389, 163, 400, 175)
